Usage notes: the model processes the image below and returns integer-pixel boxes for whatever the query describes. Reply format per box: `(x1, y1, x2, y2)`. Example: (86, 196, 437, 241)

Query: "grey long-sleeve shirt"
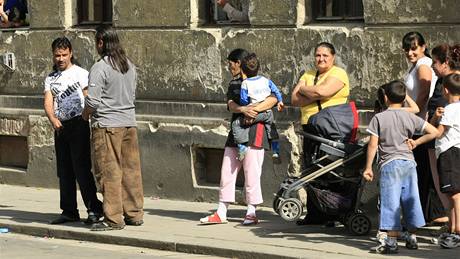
(85, 56, 137, 128)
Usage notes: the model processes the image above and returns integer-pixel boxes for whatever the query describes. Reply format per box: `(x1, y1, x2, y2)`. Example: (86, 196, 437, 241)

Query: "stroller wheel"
(279, 198, 303, 222)
(347, 213, 371, 236)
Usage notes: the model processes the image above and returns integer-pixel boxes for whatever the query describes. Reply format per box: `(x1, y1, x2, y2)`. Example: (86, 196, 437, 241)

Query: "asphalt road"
(0, 233, 225, 259)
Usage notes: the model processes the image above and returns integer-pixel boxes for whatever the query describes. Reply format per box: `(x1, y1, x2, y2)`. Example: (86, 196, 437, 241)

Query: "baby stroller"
(273, 102, 371, 235)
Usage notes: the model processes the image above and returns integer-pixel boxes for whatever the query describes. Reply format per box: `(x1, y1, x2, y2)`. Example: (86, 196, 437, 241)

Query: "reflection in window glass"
(210, 0, 249, 24)
(78, 0, 112, 24)
(0, 0, 28, 28)
(313, 0, 363, 21)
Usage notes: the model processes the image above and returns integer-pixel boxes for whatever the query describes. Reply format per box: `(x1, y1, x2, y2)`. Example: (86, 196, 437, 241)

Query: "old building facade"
(1, 0, 459, 206)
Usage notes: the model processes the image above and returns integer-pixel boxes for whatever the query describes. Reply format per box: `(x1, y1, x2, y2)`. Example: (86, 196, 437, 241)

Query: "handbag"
(306, 71, 359, 143)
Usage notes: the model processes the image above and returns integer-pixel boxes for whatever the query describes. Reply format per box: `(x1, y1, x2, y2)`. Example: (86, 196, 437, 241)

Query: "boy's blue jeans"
(379, 159, 425, 231)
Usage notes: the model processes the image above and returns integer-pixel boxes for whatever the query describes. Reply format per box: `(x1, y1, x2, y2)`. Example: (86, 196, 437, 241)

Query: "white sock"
(246, 204, 256, 216)
(216, 202, 229, 220)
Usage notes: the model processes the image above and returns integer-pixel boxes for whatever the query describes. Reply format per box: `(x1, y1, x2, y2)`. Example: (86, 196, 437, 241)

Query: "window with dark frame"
(312, 0, 363, 21)
(198, 0, 249, 26)
(78, 0, 112, 25)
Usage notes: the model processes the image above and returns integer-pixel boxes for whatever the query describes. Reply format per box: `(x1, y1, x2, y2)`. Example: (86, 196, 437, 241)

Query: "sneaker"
(84, 212, 102, 225)
(200, 212, 228, 225)
(90, 222, 124, 231)
(431, 232, 451, 245)
(237, 144, 248, 161)
(440, 233, 460, 249)
(371, 238, 398, 254)
(375, 230, 388, 244)
(405, 235, 418, 250)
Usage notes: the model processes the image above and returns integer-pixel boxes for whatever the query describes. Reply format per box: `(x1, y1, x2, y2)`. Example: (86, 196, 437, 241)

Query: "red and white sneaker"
(200, 212, 228, 225)
(242, 214, 259, 226)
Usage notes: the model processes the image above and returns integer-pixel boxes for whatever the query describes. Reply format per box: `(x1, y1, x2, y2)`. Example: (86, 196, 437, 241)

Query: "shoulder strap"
(314, 71, 322, 111)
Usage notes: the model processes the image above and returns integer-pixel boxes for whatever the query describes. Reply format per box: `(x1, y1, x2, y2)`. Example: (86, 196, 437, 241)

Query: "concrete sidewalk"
(0, 184, 456, 259)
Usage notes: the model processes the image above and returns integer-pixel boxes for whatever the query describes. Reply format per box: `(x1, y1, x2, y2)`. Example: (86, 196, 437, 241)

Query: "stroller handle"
(299, 131, 346, 150)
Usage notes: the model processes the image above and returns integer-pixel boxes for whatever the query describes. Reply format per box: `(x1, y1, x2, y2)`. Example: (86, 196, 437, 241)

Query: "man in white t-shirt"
(43, 37, 102, 225)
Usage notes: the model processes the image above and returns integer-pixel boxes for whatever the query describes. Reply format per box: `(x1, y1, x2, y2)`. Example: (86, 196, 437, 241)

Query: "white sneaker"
(440, 234, 460, 249)
(374, 230, 387, 244)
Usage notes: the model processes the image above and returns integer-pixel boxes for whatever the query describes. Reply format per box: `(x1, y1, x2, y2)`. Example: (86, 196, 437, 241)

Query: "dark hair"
(315, 42, 336, 55)
(95, 25, 130, 74)
(432, 44, 450, 64)
(448, 44, 460, 71)
(432, 44, 460, 71)
(52, 36, 72, 53)
(381, 80, 407, 104)
(227, 48, 249, 63)
(51, 37, 74, 71)
(241, 53, 260, 78)
(443, 73, 460, 95)
(402, 31, 430, 57)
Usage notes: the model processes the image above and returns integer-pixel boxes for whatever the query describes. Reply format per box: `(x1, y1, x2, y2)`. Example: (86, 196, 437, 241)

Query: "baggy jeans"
(92, 127, 144, 227)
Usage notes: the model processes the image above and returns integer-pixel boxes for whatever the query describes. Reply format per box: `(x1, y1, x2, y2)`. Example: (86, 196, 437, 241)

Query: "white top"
(435, 102, 460, 158)
(44, 65, 88, 121)
(404, 56, 438, 118)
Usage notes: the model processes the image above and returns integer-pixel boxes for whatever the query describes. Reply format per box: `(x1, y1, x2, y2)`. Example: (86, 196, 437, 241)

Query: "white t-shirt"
(435, 102, 460, 158)
(44, 65, 88, 121)
(404, 56, 438, 118)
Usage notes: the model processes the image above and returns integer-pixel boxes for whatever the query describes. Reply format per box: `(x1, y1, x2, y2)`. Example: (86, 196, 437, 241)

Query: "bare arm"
(0, 2, 8, 23)
(402, 95, 420, 114)
(363, 135, 378, 182)
(411, 122, 439, 148)
(227, 95, 277, 119)
(415, 65, 433, 111)
(298, 76, 345, 101)
(44, 91, 62, 130)
(291, 80, 315, 107)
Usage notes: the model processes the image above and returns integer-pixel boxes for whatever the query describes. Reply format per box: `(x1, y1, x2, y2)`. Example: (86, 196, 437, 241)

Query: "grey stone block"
(113, 0, 190, 27)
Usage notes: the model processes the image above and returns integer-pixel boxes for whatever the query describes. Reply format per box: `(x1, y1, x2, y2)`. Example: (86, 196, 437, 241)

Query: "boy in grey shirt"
(363, 80, 438, 254)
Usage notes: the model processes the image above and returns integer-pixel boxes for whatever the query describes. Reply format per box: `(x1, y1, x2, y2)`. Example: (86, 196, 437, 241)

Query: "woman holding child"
(199, 49, 277, 226)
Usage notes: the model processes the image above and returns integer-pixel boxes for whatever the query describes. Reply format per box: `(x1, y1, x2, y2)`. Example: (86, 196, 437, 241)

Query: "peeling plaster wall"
(1, 0, 459, 207)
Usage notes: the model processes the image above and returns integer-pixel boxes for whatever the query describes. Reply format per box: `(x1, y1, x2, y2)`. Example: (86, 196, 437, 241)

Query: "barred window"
(312, 0, 363, 21)
(78, 0, 112, 25)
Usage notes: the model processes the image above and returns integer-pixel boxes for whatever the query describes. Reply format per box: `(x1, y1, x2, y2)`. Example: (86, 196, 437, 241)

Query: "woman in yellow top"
(291, 42, 350, 167)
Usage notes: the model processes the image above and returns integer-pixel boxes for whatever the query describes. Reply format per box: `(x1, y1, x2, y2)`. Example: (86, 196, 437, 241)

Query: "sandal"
(200, 212, 228, 225)
(242, 214, 259, 226)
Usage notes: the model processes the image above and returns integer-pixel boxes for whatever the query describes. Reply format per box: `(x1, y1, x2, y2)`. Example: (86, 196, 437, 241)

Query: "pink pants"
(219, 146, 264, 205)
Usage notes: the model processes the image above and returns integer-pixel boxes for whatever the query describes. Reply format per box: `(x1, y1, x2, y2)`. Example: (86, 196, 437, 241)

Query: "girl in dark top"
(200, 48, 277, 226)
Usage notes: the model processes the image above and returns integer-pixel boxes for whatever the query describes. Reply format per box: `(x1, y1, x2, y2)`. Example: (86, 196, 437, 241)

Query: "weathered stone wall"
(1, 0, 459, 208)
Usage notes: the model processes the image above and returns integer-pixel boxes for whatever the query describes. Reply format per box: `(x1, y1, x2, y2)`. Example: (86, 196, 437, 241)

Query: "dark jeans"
(55, 116, 102, 218)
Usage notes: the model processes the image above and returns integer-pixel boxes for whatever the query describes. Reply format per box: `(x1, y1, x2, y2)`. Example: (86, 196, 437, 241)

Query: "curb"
(1, 222, 295, 259)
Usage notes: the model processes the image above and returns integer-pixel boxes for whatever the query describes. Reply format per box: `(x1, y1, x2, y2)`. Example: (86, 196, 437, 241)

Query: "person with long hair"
(44, 37, 103, 226)
(83, 25, 144, 231)
(402, 32, 442, 227)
